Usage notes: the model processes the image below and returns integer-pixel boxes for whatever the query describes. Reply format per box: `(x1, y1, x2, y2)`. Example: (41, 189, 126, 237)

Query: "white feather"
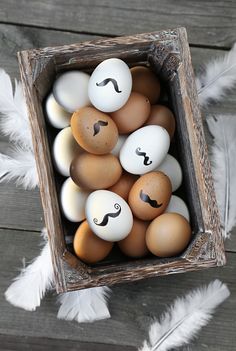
(207, 115, 236, 238)
(196, 43, 236, 106)
(139, 280, 230, 351)
(0, 148, 38, 189)
(5, 228, 54, 311)
(0, 69, 32, 148)
(57, 286, 111, 323)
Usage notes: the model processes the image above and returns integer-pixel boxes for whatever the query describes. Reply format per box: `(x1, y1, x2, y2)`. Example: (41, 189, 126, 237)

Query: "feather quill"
(5, 228, 54, 311)
(207, 115, 236, 238)
(196, 43, 236, 106)
(139, 280, 230, 351)
(57, 286, 111, 323)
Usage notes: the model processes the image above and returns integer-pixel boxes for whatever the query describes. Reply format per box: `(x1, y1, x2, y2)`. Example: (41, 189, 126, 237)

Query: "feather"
(207, 115, 236, 238)
(57, 286, 111, 323)
(0, 148, 38, 189)
(0, 69, 32, 148)
(139, 279, 230, 351)
(5, 228, 54, 311)
(196, 43, 236, 107)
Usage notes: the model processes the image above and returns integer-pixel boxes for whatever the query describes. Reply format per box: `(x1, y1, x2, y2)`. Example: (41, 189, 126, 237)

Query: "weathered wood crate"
(18, 27, 225, 293)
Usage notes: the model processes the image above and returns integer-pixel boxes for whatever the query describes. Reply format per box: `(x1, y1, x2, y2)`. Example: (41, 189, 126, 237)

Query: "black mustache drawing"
(96, 78, 122, 93)
(93, 120, 108, 136)
(93, 203, 121, 227)
(139, 189, 163, 208)
(135, 147, 153, 166)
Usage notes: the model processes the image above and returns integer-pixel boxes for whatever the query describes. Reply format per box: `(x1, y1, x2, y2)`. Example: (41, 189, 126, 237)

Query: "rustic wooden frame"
(18, 27, 225, 293)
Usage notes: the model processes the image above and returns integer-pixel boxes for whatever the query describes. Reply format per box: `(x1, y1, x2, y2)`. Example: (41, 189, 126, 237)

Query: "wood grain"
(0, 1, 236, 47)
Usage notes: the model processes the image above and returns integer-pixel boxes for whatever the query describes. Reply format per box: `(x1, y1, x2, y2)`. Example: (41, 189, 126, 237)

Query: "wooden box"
(18, 27, 226, 293)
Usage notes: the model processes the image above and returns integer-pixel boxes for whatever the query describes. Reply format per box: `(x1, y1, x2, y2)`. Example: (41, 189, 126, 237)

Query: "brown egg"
(70, 153, 122, 190)
(73, 220, 113, 264)
(71, 106, 118, 154)
(128, 171, 172, 220)
(146, 213, 191, 257)
(131, 66, 160, 104)
(108, 172, 138, 201)
(145, 105, 176, 139)
(110, 92, 151, 134)
(118, 218, 150, 258)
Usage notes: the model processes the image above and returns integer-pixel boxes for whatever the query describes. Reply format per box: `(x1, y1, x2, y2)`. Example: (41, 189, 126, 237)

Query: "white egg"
(165, 195, 190, 221)
(119, 125, 170, 175)
(155, 154, 182, 191)
(85, 190, 133, 242)
(45, 93, 71, 129)
(88, 58, 132, 112)
(53, 127, 82, 176)
(111, 135, 127, 157)
(60, 178, 90, 222)
(53, 71, 90, 113)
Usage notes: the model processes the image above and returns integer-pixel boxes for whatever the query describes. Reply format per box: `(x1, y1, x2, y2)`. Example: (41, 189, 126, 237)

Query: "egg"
(145, 105, 176, 139)
(165, 195, 190, 221)
(110, 92, 150, 134)
(60, 177, 90, 222)
(118, 218, 149, 258)
(53, 71, 90, 113)
(73, 220, 113, 264)
(131, 66, 160, 104)
(45, 93, 71, 129)
(85, 190, 133, 241)
(146, 213, 192, 257)
(155, 154, 182, 192)
(70, 153, 122, 190)
(88, 58, 132, 112)
(119, 125, 170, 175)
(52, 127, 83, 176)
(108, 172, 138, 201)
(111, 135, 127, 157)
(70, 106, 118, 154)
(128, 171, 172, 220)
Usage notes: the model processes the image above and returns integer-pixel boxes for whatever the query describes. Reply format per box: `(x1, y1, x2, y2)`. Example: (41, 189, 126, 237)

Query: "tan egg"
(118, 217, 150, 258)
(110, 92, 151, 134)
(71, 106, 118, 154)
(146, 213, 191, 257)
(128, 171, 172, 220)
(73, 220, 113, 264)
(70, 153, 122, 190)
(131, 66, 160, 104)
(145, 105, 176, 139)
(108, 172, 138, 201)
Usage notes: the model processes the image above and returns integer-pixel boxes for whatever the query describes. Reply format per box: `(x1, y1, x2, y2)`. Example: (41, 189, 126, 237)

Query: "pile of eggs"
(46, 58, 192, 264)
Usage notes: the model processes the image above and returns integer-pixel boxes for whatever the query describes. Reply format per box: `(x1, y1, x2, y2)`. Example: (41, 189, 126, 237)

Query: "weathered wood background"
(0, 1, 236, 350)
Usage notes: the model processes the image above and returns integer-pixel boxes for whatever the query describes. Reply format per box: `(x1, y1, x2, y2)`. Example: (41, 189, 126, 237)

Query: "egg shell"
(119, 125, 170, 175)
(155, 154, 182, 192)
(131, 66, 160, 104)
(145, 105, 176, 139)
(108, 172, 138, 201)
(60, 177, 90, 222)
(128, 171, 172, 220)
(71, 107, 118, 154)
(146, 213, 191, 257)
(52, 127, 83, 177)
(165, 195, 190, 221)
(88, 58, 132, 112)
(45, 93, 71, 129)
(111, 135, 127, 157)
(85, 190, 133, 241)
(70, 153, 122, 190)
(73, 220, 113, 264)
(110, 92, 151, 134)
(118, 217, 150, 258)
(53, 71, 90, 113)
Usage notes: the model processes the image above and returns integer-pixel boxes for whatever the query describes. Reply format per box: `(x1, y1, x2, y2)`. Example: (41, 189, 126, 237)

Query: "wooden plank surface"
(0, 1, 236, 349)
